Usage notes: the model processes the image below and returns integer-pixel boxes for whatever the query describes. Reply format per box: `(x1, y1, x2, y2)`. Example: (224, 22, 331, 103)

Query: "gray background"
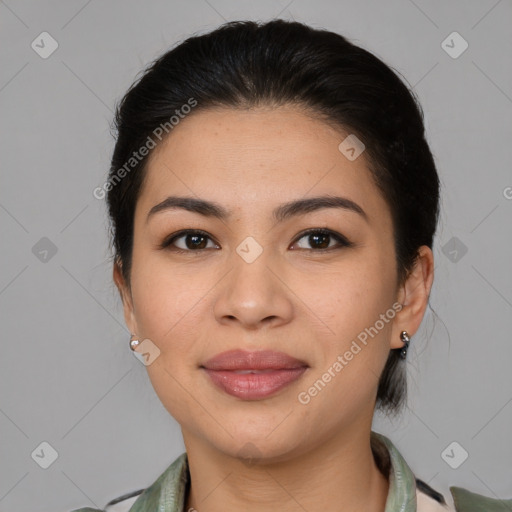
(1, 1, 511, 511)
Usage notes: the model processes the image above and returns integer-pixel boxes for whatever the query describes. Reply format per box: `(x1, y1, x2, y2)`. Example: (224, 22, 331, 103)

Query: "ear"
(113, 261, 139, 336)
(390, 245, 435, 350)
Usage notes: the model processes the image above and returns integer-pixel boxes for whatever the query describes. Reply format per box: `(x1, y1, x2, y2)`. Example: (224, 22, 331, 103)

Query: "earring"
(400, 331, 410, 359)
(129, 334, 140, 351)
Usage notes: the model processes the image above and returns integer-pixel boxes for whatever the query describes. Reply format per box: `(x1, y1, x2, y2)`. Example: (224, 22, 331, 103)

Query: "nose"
(212, 247, 294, 331)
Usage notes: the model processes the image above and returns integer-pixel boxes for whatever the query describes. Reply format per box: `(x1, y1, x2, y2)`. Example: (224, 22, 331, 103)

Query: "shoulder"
(68, 451, 187, 512)
(68, 489, 144, 512)
(77, 485, 511, 512)
(416, 478, 455, 511)
(78, 477, 451, 512)
(415, 480, 512, 512)
(449, 486, 512, 511)
(78, 486, 453, 512)
(104, 489, 145, 512)
(373, 432, 511, 511)
(93, 452, 187, 512)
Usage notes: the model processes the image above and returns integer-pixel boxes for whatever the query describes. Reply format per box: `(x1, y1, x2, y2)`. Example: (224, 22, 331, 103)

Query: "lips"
(202, 349, 308, 371)
(201, 349, 309, 400)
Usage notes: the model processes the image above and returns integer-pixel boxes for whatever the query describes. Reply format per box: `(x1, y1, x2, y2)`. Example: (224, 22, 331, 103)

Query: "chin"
(216, 426, 307, 464)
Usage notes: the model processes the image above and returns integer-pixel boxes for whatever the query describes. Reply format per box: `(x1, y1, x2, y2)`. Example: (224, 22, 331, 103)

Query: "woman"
(75, 19, 508, 512)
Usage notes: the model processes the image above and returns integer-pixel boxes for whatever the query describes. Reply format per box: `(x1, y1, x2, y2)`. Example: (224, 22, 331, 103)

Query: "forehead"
(137, 106, 390, 225)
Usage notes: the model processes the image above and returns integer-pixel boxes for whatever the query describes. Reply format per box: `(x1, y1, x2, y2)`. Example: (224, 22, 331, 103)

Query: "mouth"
(230, 369, 283, 374)
(202, 367, 308, 400)
(201, 349, 309, 400)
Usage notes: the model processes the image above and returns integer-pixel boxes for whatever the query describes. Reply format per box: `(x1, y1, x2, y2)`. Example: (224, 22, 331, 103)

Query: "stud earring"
(400, 331, 410, 359)
(129, 334, 140, 351)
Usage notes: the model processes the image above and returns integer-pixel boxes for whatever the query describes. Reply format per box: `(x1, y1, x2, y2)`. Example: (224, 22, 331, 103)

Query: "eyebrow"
(146, 195, 368, 224)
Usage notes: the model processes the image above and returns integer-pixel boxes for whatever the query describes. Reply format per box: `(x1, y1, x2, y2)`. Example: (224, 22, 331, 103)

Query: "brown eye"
(291, 228, 352, 251)
(161, 230, 219, 252)
(161, 228, 352, 254)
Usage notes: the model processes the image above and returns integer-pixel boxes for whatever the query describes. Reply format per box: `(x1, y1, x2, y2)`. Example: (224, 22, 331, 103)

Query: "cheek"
(297, 252, 396, 395)
(302, 254, 396, 341)
(130, 245, 201, 340)
(294, 278, 394, 428)
(129, 258, 206, 422)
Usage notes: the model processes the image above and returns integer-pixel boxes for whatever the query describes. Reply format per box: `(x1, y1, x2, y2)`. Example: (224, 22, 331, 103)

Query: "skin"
(114, 105, 434, 512)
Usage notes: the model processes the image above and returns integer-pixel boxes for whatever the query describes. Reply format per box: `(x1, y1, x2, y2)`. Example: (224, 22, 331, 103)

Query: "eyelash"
(160, 228, 353, 254)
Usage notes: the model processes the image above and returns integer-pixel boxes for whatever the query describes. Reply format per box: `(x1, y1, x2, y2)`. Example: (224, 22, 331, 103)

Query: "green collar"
(128, 431, 418, 511)
(374, 432, 418, 511)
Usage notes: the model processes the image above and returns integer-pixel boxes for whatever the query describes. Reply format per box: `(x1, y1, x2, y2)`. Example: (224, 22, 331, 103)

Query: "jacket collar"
(129, 431, 417, 511)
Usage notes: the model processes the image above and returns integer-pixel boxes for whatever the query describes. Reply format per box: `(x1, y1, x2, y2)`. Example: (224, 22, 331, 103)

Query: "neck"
(182, 424, 389, 512)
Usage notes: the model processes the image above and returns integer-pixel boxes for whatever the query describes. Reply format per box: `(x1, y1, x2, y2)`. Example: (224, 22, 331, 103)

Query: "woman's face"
(117, 106, 409, 462)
